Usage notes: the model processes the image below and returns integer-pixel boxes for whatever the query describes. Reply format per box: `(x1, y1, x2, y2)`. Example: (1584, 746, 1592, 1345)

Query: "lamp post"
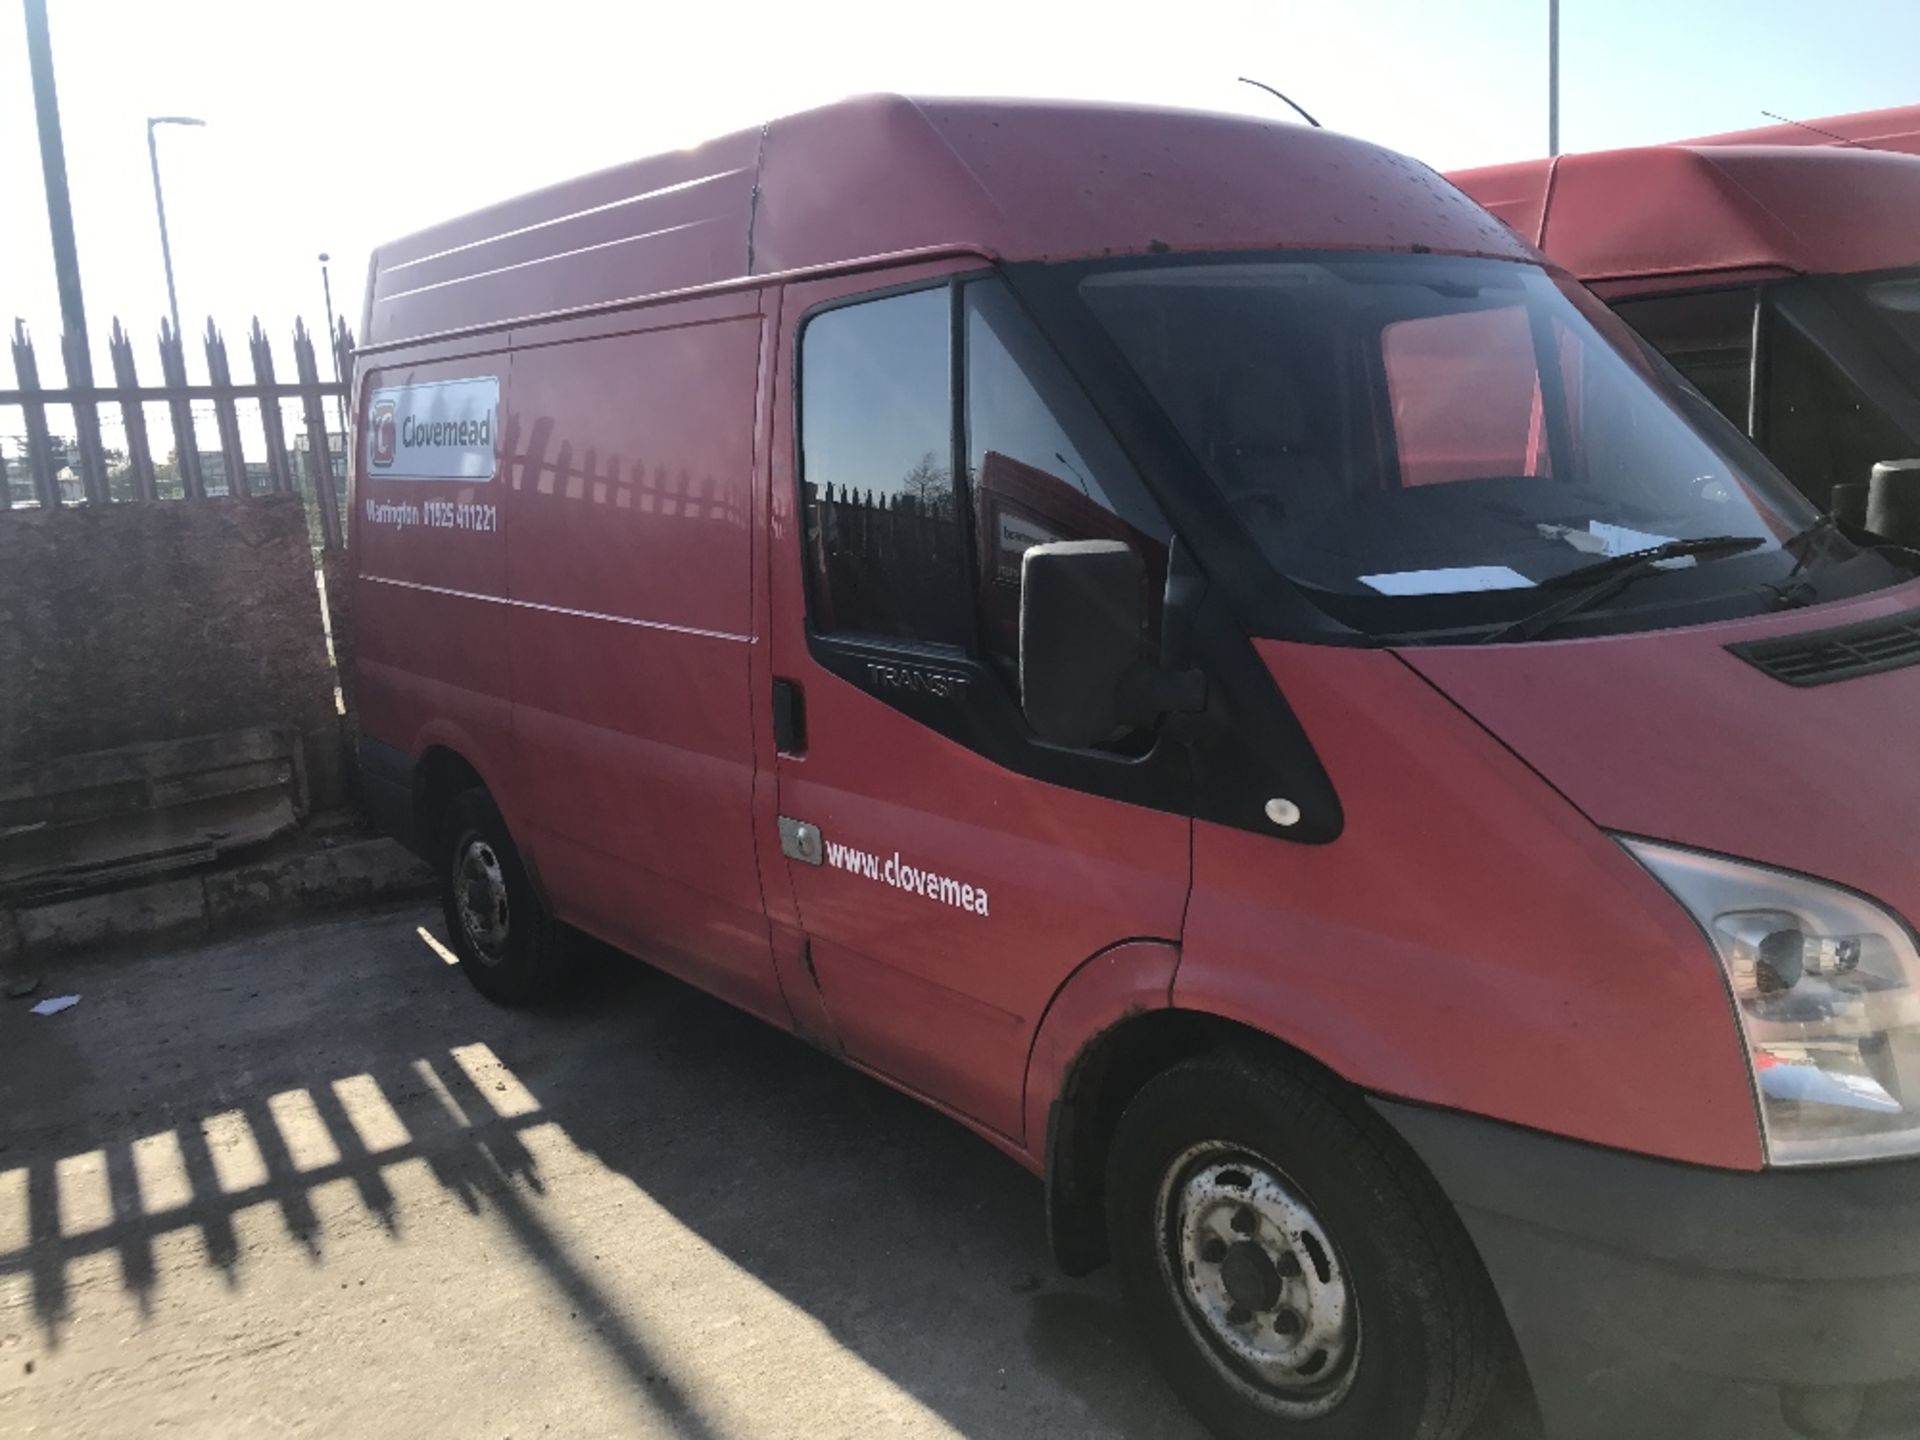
(146, 115, 205, 341)
(1548, 0, 1561, 156)
(25, 0, 89, 356)
(319, 252, 346, 436)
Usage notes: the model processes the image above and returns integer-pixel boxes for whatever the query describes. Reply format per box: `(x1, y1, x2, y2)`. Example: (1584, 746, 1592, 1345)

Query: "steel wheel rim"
(454, 832, 511, 965)
(1155, 1141, 1361, 1417)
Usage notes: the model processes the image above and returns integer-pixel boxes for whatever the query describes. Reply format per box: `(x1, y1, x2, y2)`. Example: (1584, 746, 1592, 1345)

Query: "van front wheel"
(438, 789, 577, 1005)
(1106, 1053, 1500, 1440)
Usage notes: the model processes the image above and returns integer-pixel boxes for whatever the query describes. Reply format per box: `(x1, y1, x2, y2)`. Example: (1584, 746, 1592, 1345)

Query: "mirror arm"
(1115, 659, 1207, 729)
(1160, 536, 1207, 670)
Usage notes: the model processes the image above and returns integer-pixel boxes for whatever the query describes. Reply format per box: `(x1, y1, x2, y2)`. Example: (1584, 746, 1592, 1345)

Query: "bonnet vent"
(1729, 610, 1920, 687)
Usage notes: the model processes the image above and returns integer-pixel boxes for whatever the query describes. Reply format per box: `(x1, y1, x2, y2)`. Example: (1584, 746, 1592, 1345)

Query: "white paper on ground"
(1358, 565, 1536, 596)
(29, 994, 79, 1016)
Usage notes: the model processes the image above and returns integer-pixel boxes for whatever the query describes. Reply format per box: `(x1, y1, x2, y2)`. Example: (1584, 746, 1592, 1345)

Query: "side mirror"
(1019, 540, 1204, 748)
(1831, 481, 1871, 530)
(1867, 460, 1920, 544)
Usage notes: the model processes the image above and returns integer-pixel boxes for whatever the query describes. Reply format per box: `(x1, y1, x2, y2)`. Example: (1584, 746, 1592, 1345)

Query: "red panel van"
(351, 96, 1920, 1440)
(1451, 138, 1920, 528)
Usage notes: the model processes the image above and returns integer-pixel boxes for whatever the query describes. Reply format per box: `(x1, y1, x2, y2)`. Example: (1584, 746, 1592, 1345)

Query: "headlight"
(1623, 838, 1920, 1166)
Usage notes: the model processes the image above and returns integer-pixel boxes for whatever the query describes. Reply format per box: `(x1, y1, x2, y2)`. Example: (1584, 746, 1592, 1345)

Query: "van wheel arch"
(414, 748, 553, 911)
(1050, 1009, 1540, 1431)
(1047, 1011, 1368, 1278)
(412, 746, 486, 858)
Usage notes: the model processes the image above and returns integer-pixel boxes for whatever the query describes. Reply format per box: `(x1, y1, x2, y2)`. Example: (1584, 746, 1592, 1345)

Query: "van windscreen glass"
(1071, 254, 1898, 641)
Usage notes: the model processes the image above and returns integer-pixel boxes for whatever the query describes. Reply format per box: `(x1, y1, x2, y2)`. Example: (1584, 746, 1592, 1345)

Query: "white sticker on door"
(367, 377, 500, 481)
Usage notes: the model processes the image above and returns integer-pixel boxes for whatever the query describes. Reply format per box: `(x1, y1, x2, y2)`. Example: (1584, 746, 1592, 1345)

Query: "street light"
(319, 252, 346, 437)
(1548, 0, 1561, 156)
(146, 115, 205, 341)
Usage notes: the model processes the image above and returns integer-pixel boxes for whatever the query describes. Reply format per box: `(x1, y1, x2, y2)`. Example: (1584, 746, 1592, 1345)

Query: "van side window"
(1383, 306, 1553, 486)
(964, 279, 1168, 676)
(800, 288, 969, 647)
(1765, 304, 1917, 510)
(1610, 288, 1757, 432)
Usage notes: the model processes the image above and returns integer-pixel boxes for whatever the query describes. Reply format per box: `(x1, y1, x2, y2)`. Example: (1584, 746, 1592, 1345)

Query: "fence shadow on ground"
(0, 910, 1209, 1440)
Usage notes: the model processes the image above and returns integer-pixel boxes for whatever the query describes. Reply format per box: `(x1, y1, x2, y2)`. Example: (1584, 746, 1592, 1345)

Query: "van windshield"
(1071, 254, 1894, 640)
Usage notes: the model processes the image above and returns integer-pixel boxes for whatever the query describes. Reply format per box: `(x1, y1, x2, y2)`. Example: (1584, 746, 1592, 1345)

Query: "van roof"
(1680, 103, 1920, 157)
(1450, 143, 1920, 286)
(363, 93, 1529, 351)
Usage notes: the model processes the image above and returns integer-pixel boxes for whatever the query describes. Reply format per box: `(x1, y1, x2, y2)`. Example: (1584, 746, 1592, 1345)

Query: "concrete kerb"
(0, 836, 433, 969)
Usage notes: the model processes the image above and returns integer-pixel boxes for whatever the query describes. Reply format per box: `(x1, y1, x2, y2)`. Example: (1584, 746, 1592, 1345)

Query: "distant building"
(196, 453, 274, 498)
(289, 432, 349, 485)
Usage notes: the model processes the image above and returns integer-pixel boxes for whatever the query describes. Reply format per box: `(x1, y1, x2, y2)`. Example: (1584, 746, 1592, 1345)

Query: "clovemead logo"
(369, 399, 397, 468)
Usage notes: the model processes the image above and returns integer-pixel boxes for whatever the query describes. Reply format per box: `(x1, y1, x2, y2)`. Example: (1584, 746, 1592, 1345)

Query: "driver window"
(800, 287, 968, 647)
(962, 279, 1169, 677)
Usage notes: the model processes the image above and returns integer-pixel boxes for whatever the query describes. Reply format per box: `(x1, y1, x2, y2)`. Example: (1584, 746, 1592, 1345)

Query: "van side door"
(764, 263, 1192, 1143)
(502, 294, 785, 1025)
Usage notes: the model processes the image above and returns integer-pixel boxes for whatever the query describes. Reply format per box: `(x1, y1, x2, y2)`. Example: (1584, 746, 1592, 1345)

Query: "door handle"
(773, 678, 806, 755)
(779, 816, 823, 866)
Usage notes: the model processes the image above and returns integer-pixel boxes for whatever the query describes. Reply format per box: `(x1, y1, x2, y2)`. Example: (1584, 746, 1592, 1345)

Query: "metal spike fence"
(0, 316, 353, 548)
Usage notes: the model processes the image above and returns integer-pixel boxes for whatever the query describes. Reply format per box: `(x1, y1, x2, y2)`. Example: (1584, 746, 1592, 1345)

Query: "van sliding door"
(502, 295, 785, 1024)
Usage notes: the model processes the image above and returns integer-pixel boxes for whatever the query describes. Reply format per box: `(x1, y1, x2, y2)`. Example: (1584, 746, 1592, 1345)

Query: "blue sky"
(1, 0, 1916, 384)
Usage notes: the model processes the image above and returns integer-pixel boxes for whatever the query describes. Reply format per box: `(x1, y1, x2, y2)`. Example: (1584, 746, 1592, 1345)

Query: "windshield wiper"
(1784, 514, 1840, 579)
(1793, 511, 1920, 572)
(1480, 535, 1768, 645)
(1762, 514, 1843, 608)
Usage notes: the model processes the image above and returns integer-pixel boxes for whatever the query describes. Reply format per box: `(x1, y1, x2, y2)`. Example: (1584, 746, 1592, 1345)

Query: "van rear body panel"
(355, 347, 519, 824)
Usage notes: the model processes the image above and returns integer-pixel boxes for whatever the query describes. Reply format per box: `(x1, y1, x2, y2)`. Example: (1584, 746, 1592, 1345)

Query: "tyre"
(437, 788, 577, 1005)
(1106, 1052, 1500, 1440)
